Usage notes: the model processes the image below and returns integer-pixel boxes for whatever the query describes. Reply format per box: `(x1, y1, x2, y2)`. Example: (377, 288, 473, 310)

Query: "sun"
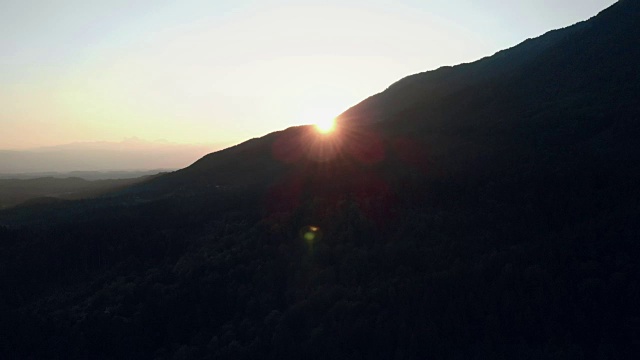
(315, 118, 336, 134)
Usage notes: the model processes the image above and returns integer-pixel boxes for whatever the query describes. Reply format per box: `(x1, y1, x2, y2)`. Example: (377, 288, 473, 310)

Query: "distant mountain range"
(0, 138, 225, 174)
(1, 1, 639, 359)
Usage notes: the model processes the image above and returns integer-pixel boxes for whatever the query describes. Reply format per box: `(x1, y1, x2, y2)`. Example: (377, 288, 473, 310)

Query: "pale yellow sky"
(0, 0, 617, 149)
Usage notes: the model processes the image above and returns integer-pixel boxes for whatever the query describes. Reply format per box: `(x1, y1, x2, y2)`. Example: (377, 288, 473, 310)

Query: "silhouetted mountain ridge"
(139, 0, 639, 196)
(355, 3, 635, 128)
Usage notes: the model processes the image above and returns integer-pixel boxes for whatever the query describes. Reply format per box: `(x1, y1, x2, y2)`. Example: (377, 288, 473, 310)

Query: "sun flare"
(315, 118, 337, 134)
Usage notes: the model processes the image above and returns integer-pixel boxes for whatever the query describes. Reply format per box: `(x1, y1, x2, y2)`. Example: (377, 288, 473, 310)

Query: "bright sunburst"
(315, 118, 337, 134)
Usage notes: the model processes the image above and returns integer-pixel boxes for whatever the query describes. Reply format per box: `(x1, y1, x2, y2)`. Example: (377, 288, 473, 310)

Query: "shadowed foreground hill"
(1, 1, 640, 359)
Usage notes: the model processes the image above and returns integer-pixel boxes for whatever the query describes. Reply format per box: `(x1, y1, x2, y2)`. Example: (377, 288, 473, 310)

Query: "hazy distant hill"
(0, 138, 224, 174)
(1, 1, 640, 359)
(0, 169, 173, 181)
(0, 175, 161, 210)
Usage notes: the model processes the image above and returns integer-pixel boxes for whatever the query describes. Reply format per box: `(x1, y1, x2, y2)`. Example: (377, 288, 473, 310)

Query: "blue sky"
(0, 0, 617, 149)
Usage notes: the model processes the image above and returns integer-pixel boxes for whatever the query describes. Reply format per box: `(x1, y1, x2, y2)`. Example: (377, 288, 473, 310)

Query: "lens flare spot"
(304, 232, 316, 242)
(300, 225, 323, 246)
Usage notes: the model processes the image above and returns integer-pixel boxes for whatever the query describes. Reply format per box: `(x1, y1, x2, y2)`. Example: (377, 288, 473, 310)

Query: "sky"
(1, 0, 618, 150)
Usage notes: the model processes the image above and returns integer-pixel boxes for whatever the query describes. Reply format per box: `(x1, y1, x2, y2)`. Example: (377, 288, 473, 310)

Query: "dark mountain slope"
(2, 1, 640, 359)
